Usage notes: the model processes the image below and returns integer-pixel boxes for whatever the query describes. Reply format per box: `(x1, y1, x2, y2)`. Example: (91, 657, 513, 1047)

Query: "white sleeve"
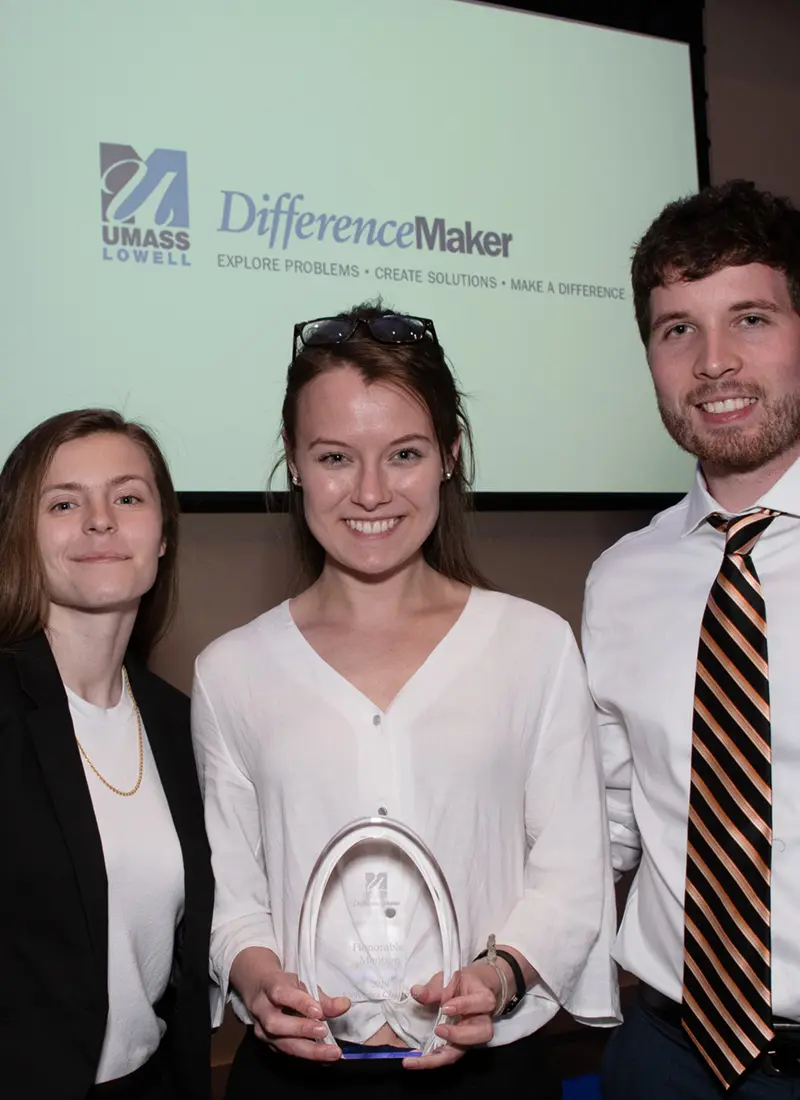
(497, 626, 620, 1024)
(191, 664, 279, 1026)
(581, 584, 642, 877)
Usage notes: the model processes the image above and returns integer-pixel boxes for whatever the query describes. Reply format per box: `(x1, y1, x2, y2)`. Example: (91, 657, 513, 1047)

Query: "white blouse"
(191, 588, 620, 1047)
(68, 681, 184, 1082)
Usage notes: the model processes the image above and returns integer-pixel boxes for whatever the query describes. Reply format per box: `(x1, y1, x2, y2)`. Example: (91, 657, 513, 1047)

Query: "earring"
(291, 473, 301, 487)
(444, 471, 452, 482)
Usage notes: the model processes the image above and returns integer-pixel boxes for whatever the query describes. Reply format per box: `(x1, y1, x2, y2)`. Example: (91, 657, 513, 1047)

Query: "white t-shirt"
(192, 587, 620, 1047)
(68, 678, 184, 1082)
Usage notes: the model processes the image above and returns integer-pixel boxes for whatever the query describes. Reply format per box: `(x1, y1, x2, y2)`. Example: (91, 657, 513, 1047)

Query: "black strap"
(473, 948, 526, 1016)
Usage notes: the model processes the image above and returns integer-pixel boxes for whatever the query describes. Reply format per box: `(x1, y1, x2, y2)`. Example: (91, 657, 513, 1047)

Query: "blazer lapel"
(16, 633, 109, 985)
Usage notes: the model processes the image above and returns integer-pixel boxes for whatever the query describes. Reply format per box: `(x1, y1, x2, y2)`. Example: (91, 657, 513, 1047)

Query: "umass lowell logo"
(100, 144, 191, 267)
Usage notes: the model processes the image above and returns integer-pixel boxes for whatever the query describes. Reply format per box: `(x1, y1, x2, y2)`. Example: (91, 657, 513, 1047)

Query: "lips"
(72, 554, 130, 563)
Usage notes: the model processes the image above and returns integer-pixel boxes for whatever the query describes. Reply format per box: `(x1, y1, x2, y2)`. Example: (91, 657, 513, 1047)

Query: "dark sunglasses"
(293, 313, 439, 359)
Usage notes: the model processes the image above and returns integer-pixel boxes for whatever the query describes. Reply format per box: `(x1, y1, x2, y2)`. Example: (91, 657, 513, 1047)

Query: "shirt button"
(373, 714, 381, 727)
(378, 806, 388, 816)
(774, 838, 787, 852)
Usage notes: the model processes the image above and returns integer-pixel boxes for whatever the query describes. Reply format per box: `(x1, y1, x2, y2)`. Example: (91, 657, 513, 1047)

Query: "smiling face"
(37, 432, 165, 618)
(647, 262, 800, 474)
(290, 365, 454, 579)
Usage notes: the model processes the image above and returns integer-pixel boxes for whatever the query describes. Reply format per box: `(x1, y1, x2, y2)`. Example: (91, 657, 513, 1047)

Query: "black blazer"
(0, 632, 214, 1100)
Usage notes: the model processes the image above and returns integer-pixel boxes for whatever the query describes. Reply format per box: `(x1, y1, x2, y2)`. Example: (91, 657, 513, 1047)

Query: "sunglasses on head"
(292, 313, 439, 360)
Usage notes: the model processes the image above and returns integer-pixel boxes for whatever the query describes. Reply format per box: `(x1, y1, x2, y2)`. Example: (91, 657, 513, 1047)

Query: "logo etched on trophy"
(297, 816, 462, 1060)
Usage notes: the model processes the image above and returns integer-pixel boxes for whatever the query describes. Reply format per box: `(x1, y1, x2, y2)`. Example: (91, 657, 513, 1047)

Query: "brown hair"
(0, 408, 180, 657)
(278, 302, 492, 588)
(631, 179, 800, 344)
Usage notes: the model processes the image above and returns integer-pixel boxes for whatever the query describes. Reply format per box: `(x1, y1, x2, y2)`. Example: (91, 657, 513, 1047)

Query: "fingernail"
(323, 1047, 341, 1059)
(308, 1006, 323, 1019)
(435, 1025, 449, 1038)
(441, 1004, 455, 1014)
(312, 1025, 328, 1038)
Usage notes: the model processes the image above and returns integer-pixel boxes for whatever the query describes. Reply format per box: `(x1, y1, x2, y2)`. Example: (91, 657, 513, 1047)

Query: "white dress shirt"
(582, 456, 800, 1021)
(191, 587, 620, 1047)
(68, 681, 184, 1082)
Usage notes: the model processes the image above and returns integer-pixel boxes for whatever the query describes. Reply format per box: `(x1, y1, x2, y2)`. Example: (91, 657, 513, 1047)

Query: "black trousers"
(225, 1027, 561, 1099)
(602, 1000, 800, 1100)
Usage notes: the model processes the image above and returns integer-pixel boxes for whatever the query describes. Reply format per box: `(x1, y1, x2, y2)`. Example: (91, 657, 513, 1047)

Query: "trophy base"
(339, 1041, 422, 1061)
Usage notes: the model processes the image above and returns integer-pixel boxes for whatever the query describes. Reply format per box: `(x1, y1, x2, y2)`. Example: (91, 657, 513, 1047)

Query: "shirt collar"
(681, 453, 800, 537)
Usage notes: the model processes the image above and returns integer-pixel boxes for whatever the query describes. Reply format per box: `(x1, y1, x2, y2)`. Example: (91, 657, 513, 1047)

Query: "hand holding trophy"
(228, 945, 351, 1062)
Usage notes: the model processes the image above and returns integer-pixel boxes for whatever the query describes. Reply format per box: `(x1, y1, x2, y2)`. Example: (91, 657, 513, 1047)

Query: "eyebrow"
(40, 474, 150, 496)
(728, 298, 780, 314)
(651, 298, 781, 334)
(650, 310, 691, 334)
(307, 433, 432, 449)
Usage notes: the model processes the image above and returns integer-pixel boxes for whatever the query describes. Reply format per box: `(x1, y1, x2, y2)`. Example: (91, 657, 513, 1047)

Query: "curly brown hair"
(631, 179, 800, 345)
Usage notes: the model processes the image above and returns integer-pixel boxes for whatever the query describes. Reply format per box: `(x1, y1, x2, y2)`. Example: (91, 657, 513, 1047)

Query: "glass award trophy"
(297, 815, 461, 1060)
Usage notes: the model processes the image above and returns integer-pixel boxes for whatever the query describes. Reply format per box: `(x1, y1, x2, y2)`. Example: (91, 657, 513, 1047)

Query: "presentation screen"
(1, 0, 700, 501)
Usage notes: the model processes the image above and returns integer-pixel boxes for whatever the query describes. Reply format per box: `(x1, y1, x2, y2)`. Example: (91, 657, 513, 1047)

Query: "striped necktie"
(682, 509, 778, 1088)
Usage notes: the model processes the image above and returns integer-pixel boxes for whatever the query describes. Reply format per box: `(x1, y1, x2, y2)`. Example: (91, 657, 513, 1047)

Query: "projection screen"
(0, 0, 702, 502)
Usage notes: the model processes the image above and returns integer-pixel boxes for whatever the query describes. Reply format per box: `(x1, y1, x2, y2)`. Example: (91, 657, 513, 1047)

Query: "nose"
(350, 460, 391, 512)
(694, 325, 743, 380)
(84, 497, 117, 534)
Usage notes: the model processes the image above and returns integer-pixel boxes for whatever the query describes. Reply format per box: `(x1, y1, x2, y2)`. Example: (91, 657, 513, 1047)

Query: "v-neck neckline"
(281, 587, 478, 717)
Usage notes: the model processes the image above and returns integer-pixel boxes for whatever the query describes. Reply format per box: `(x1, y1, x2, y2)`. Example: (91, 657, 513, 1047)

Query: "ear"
(158, 537, 166, 559)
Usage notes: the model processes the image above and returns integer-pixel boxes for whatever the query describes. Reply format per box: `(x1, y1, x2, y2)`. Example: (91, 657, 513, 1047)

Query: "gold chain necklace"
(74, 667, 144, 797)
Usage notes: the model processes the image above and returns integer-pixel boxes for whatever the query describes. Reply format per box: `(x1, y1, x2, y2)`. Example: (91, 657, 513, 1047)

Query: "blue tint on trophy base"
(340, 1046, 422, 1060)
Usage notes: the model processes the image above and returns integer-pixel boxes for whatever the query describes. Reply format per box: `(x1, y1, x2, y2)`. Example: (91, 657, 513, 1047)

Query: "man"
(582, 179, 800, 1098)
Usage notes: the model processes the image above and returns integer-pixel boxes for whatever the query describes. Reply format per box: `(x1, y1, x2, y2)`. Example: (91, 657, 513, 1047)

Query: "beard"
(656, 383, 800, 473)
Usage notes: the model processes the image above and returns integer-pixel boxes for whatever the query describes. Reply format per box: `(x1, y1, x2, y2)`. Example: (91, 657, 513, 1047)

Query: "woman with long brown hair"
(0, 409, 213, 1100)
(193, 305, 619, 1097)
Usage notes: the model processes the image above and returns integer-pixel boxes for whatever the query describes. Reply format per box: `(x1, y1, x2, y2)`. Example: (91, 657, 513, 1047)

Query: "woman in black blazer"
(0, 409, 213, 1100)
